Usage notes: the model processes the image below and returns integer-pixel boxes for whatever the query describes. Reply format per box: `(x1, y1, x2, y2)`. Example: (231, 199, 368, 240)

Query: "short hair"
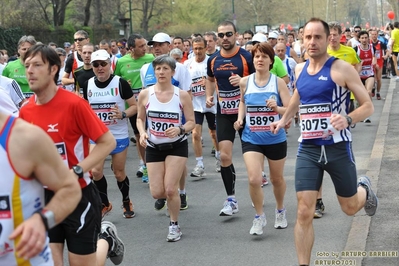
(82, 43, 95, 50)
(358, 30, 369, 38)
(394, 22, 399, 29)
(25, 44, 60, 85)
(18, 35, 37, 48)
(243, 30, 254, 37)
(99, 39, 111, 47)
(55, 47, 66, 56)
(173, 36, 184, 43)
(192, 36, 206, 47)
(183, 39, 191, 46)
(127, 34, 144, 49)
(48, 42, 57, 47)
(74, 30, 89, 39)
(354, 25, 362, 30)
(204, 31, 217, 41)
(169, 48, 183, 58)
(192, 33, 203, 38)
(304, 18, 330, 38)
(328, 21, 342, 35)
(152, 54, 176, 71)
(287, 32, 295, 38)
(251, 42, 275, 70)
(218, 21, 237, 33)
(278, 33, 287, 40)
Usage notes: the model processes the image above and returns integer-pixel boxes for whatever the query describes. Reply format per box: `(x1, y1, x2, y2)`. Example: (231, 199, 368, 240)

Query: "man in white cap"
(140, 32, 192, 212)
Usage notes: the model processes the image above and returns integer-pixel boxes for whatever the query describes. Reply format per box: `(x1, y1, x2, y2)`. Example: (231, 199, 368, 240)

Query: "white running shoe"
(190, 165, 205, 177)
(274, 209, 288, 229)
(215, 158, 221, 172)
(250, 215, 267, 235)
(261, 171, 269, 187)
(166, 224, 182, 242)
(219, 198, 239, 216)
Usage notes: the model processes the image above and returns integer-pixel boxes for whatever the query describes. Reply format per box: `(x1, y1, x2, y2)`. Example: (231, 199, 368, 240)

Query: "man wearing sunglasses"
(61, 30, 90, 94)
(347, 25, 361, 48)
(206, 20, 255, 217)
(81, 49, 137, 220)
(73, 43, 96, 96)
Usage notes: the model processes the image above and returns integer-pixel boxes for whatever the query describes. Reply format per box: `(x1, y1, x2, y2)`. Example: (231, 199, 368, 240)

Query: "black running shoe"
(180, 194, 188, 210)
(154, 198, 166, 211)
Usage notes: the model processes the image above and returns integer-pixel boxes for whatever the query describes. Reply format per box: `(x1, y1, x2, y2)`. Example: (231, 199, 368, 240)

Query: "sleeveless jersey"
(184, 56, 216, 114)
(146, 86, 186, 145)
(87, 76, 128, 139)
(285, 46, 291, 57)
(282, 56, 296, 92)
(0, 116, 53, 266)
(371, 40, 383, 66)
(242, 73, 286, 145)
(293, 41, 302, 57)
(356, 44, 374, 79)
(72, 51, 84, 73)
(296, 57, 352, 145)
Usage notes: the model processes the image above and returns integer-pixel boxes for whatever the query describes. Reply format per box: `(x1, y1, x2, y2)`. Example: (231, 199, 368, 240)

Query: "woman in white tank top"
(136, 55, 195, 242)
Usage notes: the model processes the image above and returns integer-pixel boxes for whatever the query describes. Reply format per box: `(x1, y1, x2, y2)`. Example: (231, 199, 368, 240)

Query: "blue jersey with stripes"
(296, 56, 352, 145)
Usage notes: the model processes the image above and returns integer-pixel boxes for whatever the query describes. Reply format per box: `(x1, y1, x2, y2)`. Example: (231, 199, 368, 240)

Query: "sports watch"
(345, 115, 352, 127)
(72, 165, 84, 178)
(35, 209, 56, 231)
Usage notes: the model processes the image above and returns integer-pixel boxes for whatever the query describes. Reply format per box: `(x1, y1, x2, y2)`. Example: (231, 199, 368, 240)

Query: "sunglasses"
(74, 37, 87, 42)
(354, 31, 360, 33)
(218, 32, 234, 38)
(92, 61, 109, 68)
(57, 54, 64, 56)
(118, 46, 125, 49)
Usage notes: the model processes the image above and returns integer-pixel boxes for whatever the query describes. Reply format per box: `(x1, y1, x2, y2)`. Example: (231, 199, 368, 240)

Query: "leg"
(295, 191, 318, 265)
(68, 253, 98, 266)
(243, 151, 264, 215)
(50, 243, 65, 266)
(268, 157, 287, 210)
(165, 156, 187, 222)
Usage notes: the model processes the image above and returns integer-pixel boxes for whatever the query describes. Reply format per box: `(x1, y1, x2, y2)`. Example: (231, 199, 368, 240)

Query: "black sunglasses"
(74, 37, 87, 42)
(92, 61, 108, 68)
(218, 32, 234, 38)
(57, 54, 64, 56)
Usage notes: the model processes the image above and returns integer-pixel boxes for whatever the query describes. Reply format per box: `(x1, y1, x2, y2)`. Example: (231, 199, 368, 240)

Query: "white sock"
(215, 151, 220, 159)
(196, 157, 204, 167)
(139, 159, 144, 166)
(179, 189, 186, 194)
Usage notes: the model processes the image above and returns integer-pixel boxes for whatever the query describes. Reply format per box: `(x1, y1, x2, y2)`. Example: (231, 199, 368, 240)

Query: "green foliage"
(0, 27, 25, 54)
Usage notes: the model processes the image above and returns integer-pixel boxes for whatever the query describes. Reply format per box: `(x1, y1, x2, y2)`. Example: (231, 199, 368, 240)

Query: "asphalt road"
(63, 78, 397, 266)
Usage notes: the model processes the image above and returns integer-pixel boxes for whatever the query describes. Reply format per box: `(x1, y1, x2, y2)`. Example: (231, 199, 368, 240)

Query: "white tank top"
(0, 116, 53, 266)
(146, 86, 185, 145)
(87, 76, 129, 139)
(293, 41, 302, 57)
(185, 57, 216, 113)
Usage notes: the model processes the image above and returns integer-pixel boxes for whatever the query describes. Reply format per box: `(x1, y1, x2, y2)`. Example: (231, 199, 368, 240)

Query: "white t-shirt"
(0, 87, 19, 116)
(0, 76, 24, 107)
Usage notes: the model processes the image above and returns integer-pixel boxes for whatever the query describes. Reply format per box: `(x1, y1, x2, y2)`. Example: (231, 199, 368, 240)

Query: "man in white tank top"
(0, 111, 81, 266)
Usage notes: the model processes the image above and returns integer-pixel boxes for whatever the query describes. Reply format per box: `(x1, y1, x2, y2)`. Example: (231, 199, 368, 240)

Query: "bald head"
(274, 42, 287, 61)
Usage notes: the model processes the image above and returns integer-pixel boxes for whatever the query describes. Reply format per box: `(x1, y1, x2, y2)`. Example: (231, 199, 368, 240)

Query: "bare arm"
(136, 89, 149, 147)
(61, 72, 74, 86)
(290, 48, 302, 63)
(206, 76, 216, 108)
(234, 76, 248, 131)
(9, 121, 81, 259)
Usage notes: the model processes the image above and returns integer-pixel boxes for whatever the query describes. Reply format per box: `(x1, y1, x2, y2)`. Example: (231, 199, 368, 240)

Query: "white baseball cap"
(147, 33, 171, 45)
(268, 31, 279, 39)
(91, 49, 109, 63)
(252, 33, 267, 43)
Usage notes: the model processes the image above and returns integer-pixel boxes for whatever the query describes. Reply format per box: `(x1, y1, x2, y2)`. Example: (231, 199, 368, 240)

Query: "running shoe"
(130, 136, 136, 144)
(274, 209, 288, 229)
(250, 215, 267, 235)
(219, 198, 239, 216)
(180, 193, 188, 210)
(100, 221, 125, 265)
(358, 176, 378, 216)
(371, 88, 375, 97)
(122, 200, 135, 218)
(363, 117, 371, 123)
(136, 165, 144, 178)
(102, 203, 113, 218)
(314, 199, 325, 218)
(376, 93, 381, 100)
(261, 171, 269, 187)
(190, 165, 205, 177)
(155, 198, 167, 211)
(141, 166, 148, 183)
(167, 224, 182, 242)
(211, 146, 215, 155)
(215, 158, 221, 173)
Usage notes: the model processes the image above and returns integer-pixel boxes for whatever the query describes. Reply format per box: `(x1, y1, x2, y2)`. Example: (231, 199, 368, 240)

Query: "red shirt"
(19, 88, 109, 188)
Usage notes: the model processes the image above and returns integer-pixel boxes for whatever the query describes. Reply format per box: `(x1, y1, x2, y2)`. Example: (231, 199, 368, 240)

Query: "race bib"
(132, 88, 141, 101)
(23, 92, 34, 99)
(218, 88, 240, 114)
(191, 76, 206, 97)
(299, 103, 333, 139)
(375, 50, 381, 59)
(90, 102, 117, 125)
(246, 105, 279, 132)
(55, 142, 68, 166)
(148, 111, 179, 137)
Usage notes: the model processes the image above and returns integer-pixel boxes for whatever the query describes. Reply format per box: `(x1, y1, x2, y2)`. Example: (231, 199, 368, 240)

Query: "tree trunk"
(84, 0, 92, 26)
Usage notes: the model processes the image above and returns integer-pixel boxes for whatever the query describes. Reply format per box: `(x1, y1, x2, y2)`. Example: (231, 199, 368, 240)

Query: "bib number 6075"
(301, 118, 328, 131)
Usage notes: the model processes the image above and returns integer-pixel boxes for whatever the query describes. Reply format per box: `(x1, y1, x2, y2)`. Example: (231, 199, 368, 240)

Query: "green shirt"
(270, 56, 288, 78)
(114, 53, 155, 99)
(2, 59, 32, 97)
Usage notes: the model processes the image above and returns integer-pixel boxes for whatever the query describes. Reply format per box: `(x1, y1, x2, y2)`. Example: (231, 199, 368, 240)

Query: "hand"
(139, 133, 148, 148)
(234, 120, 243, 131)
(330, 114, 347, 131)
(266, 99, 278, 112)
(111, 105, 121, 119)
(9, 213, 46, 259)
(206, 96, 215, 108)
(165, 126, 180, 138)
(270, 121, 285, 134)
(229, 73, 241, 87)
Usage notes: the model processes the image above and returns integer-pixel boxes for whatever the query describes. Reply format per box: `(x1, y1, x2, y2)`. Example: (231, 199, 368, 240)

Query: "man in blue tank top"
(270, 18, 378, 266)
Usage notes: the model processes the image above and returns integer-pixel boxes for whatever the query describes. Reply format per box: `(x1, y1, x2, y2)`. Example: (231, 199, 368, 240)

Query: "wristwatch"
(345, 115, 352, 127)
(179, 126, 185, 136)
(121, 111, 127, 120)
(35, 209, 56, 231)
(72, 165, 84, 178)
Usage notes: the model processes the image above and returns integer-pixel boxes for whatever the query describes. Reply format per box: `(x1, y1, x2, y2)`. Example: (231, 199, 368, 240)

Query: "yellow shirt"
(391, 28, 399, 52)
(327, 44, 361, 65)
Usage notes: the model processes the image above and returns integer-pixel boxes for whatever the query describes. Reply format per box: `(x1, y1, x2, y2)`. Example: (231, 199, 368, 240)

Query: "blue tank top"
(242, 73, 286, 145)
(296, 56, 352, 145)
